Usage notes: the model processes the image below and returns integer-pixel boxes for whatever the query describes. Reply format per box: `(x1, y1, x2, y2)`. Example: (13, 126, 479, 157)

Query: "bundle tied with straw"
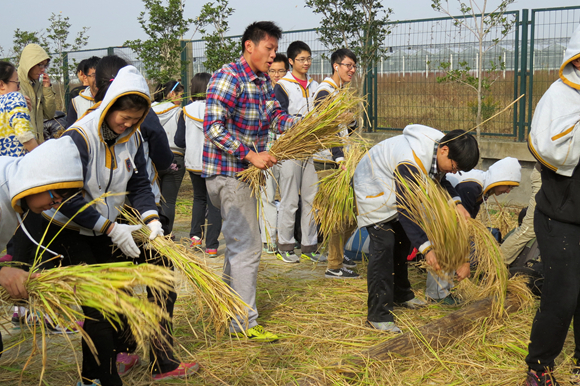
(237, 87, 365, 197)
(0, 261, 175, 380)
(313, 138, 370, 240)
(395, 170, 532, 317)
(119, 207, 250, 337)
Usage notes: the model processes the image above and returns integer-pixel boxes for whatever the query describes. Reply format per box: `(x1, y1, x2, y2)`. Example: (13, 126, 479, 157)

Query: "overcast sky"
(2, 0, 579, 55)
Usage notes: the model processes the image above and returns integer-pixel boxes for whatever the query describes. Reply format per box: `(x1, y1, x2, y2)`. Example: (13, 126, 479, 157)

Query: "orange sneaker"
(190, 236, 202, 247)
(205, 248, 218, 257)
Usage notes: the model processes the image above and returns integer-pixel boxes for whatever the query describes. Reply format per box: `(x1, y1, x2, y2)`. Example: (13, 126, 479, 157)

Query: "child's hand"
(0, 267, 33, 299)
(456, 204, 471, 220)
(425, 250, 440, 271)
(456, 262, 471, 281)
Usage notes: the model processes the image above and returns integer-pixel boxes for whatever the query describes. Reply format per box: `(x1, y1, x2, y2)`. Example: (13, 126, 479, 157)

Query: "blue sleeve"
(395, 163, 430, 250)
(174, 111, 186, 149)
(65, 101, 78, 129)
(127, 141, 160, 222)
(140, 109, 174, 170)
(274, 84, 289, 114)
(454, 181, 482, 218)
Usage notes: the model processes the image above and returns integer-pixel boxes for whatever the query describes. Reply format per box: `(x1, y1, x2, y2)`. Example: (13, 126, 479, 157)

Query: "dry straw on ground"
(238, 88, 365, 197)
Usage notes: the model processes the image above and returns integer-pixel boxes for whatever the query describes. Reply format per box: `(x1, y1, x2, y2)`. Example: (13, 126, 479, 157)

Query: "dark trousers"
(526, 209, 580, 372)
(366, 221, 414, 323)
(189, 171, 221, 249)
(159, 154, 185, 234)
(10, 212, 46, 267)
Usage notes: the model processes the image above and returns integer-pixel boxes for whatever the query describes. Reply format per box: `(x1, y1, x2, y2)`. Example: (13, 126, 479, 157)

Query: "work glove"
(108, 223, 142, 258)
(147, 220, 164, 240)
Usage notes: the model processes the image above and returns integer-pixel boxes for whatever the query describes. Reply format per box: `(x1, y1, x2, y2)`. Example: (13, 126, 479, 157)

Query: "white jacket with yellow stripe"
(183, 100, 206, 173)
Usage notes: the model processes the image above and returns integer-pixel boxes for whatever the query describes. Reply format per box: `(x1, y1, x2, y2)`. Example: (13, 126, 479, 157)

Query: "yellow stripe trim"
(154, 104, 180, 115)
(12, 181, 84, 213)
(528, 136, 557, 172)
(551, 125, 575, 141)
(411, 151, 428, 174)
(483, 181, 520, 196)
(365, 192, 384, 199)
(560, 53, 580, 90)
(183, 109, 203, 122)
(97, 91, 151, 146)
(65, 127, 90, 153)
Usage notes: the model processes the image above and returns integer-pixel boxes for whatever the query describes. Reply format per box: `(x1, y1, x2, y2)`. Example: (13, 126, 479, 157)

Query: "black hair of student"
(108, 94, 149, 114)
(286, 41, 311, 61)
(273, 53, 289, 71)
(93, 55, 128, 103)
(153, 80, 185, 103)
(54, 187, 82, 199)
(76, 59, 87, 75)
(330, 48, 357, 74)
(0, 61, 16, 84)
(439, 129, 479, 172)
(190, 73, 211, 101)
(83, 56, 101, 74)
(241, 21, 282, 53)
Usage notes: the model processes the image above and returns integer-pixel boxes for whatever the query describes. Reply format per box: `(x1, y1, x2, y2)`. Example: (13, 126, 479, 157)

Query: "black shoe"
(325, 267, 360, 279)
(342, 256, 357, 268)
(525, 370, 560, 386)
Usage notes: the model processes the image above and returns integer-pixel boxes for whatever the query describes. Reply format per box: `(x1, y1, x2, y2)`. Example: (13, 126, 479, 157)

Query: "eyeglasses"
(294, 57, 312, 64)
(85, 73, 96, 78)
(8, 80, 20, 87)
(36, 62, 50, 70)
(48, 190, 63, 206)
(268, 69, 287, 76)
(338, 63, 357, 70)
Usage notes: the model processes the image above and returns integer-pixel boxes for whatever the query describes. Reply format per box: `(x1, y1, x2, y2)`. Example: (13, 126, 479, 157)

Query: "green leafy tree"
(12, 29, 49, 63)
(305, 0, 393, 90)
(125, 0, 193, 84)
(194, 0, 240, 72)
(432, 0, 515, 143)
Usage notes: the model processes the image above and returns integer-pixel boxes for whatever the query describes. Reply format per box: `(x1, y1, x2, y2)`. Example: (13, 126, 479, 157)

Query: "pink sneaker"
(190, 236, 202, 247)
(116, 352, 139, 376)
(205, 248, 218, 257)
(152, 362, 200, 380)
(0, 254, 13, 262)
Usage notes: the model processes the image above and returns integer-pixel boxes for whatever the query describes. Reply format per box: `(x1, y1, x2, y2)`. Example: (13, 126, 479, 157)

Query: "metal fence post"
(180, 40, 188, 107)
(107, 47, 115, 56)
(517, 9, 529, 142)
(63, 52, 70, 109)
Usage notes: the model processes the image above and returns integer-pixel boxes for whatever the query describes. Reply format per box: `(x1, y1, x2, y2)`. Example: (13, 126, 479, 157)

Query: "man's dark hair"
(287, 41, 311, 61)
(76, 59, 87, 75)
(241, 21, 282, 53)
(273, 53, 289, 71)
(83, 56, 101, 74)
(190, 72, 211, 101)
(93, 55, 128, 103)
(330, 48, 357, 74)
(439, 129, 479, 172)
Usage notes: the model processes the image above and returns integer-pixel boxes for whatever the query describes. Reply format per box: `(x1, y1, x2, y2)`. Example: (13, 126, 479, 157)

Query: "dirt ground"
(0, 179, 576, 386)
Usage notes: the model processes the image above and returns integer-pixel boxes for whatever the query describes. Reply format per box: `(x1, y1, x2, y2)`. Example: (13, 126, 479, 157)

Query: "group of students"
(0, 19, 579, 386)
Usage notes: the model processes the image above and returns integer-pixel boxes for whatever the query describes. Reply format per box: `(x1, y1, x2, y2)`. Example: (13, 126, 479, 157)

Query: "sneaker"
(205, 248, 218, 257)
(526, 370, 560, 386)
(117, 352, 140, 376)
(231, 325, 279, 343)
(428, 294, 461, 306)
(301, 251, 327, 262)
(76, 380, 101, 386)
(367, 320, 402, 334)
(44, 317, 80, 334)
(276, 250, 300, 263)
(151, 362, 200, 381)
(325, 267, 360, 279)
(397, 297, 428, 309)
(190, 236, 202, 247)
(342, 255, 357, 268)
(263, 243, 277, 254)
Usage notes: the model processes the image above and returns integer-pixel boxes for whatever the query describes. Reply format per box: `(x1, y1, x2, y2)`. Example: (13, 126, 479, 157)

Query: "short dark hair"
(76, 59, 87, 75)
(439, 129, 479, 172)
(0, 61, 16, 85)
(287, 41, 311, 61)
(153, 80, 185, 103)
(273, 53, 289, 71)
(109, 94, 149, 114)
(190, 73, 211, 101)
(54, 188, 82, 200)
(93, 55, 128, 103)
(241, 21, 282, 53)
(83, 56, 101, 74)
(330, 48, 357, 74)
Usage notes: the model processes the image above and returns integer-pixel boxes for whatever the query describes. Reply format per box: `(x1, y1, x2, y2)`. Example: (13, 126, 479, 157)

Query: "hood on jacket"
(560, 24, 580, 90)
(9, 136, 84, 213)
(402, 124, 445, 174)
(17, 44, 50, 85)
(482, 157, 521, 195)
(81, 65, 151, 145)
(152, 100, 180, 126)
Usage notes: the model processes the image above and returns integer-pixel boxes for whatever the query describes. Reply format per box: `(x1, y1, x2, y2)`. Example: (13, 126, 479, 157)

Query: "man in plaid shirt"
(203, 21, 297, 343)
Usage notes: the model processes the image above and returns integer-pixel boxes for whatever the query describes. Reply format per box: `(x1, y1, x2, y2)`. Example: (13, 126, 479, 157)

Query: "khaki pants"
(327, 223, 357, 270)
(500, 166, 541, 264)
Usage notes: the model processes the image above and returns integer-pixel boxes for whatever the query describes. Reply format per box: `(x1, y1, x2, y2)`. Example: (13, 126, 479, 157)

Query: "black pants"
(366, 221, 414, 323)
(526, 209, 580, 372)
(159, 154, 186, 234)
(189, 171, 221, 249)
(10, 212, 46, 267)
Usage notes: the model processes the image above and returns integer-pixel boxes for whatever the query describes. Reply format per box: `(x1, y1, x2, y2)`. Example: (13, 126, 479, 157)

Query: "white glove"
(108, 223, 142, 258)
(147, 220, 164, 240)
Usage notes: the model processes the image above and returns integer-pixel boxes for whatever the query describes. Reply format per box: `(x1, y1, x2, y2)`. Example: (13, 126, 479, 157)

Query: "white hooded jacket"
(151, 101, 184, 156)
(183, 100, 206, 173)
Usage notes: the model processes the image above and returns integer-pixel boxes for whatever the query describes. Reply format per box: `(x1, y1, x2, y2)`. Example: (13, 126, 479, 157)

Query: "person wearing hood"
(426, 157, 521, 304)
(524, 25, 580, 386)
(353, 125, 479, 333)
(0, 135, 84, 357)
(151, 80, 186, 235)
(17, 44, 56, 143)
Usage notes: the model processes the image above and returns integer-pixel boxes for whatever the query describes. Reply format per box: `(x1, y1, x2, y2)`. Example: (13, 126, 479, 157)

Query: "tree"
(12, 29, 48, 63)
(194, 0, 240, 72)
(125, 0, 193, 84)
(305, 0, 393, 90)
(432, 0, 516, 144)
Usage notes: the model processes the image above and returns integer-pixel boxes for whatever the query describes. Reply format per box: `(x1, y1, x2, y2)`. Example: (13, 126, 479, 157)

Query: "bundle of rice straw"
(0, 261, 174, 380)
(313, 139, 369, 240)
(395, 171, 531, 317)
(119, 207, 250, 336)
(237, 87, 365, 197)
